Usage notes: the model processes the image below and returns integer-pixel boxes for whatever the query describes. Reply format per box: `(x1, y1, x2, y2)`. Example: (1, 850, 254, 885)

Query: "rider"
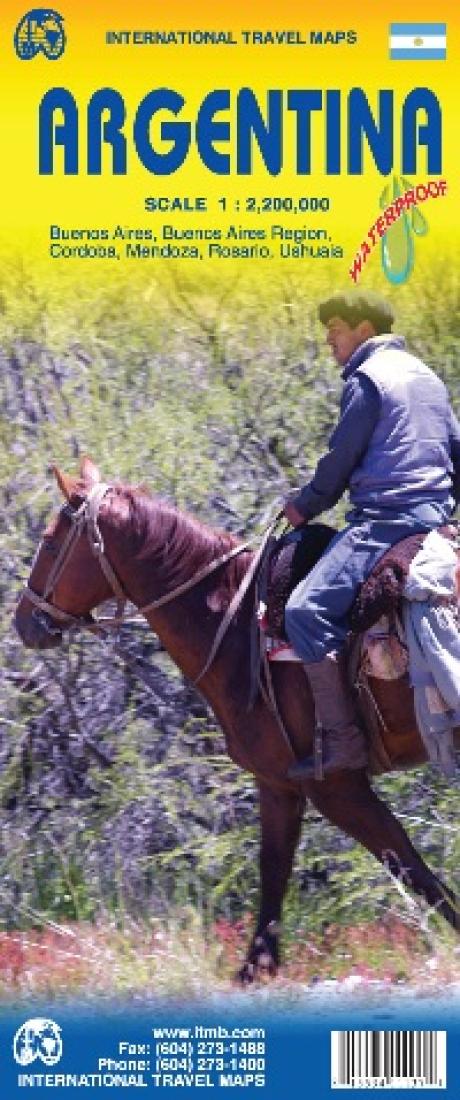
(283, 289, 460, 779)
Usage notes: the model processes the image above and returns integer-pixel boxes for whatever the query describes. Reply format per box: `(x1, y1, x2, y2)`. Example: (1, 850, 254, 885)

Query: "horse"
(14, 458, 459, 982)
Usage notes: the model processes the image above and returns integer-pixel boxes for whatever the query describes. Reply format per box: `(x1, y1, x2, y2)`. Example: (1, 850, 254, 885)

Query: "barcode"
(331, 1031, 446, 1089)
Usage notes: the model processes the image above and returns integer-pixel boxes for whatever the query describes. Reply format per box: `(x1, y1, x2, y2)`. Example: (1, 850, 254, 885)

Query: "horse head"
(15, 457, 113, 649)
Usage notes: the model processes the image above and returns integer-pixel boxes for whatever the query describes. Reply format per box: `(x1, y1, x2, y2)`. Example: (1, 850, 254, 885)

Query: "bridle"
(20, 485, 295, 752)
(23, 483, 127, 636)
(21, 483, 267, 668)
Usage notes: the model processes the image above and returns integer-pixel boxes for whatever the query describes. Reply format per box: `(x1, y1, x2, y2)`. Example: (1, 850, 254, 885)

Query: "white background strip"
(390, 35, 446, 49)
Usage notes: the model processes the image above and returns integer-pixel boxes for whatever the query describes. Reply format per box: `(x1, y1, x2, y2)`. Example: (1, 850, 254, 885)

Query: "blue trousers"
(284, 517, 435, 664)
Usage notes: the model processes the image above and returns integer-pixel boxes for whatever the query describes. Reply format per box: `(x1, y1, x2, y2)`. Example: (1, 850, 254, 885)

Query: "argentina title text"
(38, 86, 441, 176)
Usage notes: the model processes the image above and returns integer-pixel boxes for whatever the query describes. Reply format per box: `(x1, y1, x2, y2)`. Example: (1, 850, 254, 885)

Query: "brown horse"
(14, 458, 459, 981)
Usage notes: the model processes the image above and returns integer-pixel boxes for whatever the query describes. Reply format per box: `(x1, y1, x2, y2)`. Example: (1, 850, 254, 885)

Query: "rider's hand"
(283, 500, 307, 528)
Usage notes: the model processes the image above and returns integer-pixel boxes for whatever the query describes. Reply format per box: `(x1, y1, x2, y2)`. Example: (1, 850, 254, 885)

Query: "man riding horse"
(284, 290, 460, 779)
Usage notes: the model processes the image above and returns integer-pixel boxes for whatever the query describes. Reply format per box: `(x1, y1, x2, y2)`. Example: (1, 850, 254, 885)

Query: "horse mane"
(101, 484, 251, 595)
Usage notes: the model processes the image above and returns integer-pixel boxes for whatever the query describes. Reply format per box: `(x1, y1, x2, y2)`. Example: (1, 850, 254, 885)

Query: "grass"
(0, 911, 458, 1003)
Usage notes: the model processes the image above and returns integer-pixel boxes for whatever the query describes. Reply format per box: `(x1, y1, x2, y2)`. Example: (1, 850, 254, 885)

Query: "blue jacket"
(293, 335, 460, 525)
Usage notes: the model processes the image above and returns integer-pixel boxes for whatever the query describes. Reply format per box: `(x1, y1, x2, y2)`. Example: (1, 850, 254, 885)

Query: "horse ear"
(52, 465, 77, 501)
(79, 456, 101, 486)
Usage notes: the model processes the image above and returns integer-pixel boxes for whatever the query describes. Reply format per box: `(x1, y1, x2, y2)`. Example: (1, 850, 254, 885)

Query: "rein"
(22, 485, 296, 758)
(23, 484, 278, 672)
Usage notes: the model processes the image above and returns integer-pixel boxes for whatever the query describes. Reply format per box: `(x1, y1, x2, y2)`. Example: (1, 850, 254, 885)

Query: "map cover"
(0, 0, 459, 1096)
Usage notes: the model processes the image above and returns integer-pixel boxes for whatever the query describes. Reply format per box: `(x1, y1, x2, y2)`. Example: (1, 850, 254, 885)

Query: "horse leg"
(238, 781, 306, 984)
(310, 770, 459, 931)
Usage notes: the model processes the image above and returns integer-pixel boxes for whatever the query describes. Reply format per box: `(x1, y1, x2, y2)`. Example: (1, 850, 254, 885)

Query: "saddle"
(263, 523, 336, 638)
(264, 522, 457, 640)
(263, 523, 459, 773)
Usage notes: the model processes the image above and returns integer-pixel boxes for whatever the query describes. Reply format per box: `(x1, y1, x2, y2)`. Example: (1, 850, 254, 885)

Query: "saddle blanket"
(262, 522, 458, 658)
(262, 609, 407, 673)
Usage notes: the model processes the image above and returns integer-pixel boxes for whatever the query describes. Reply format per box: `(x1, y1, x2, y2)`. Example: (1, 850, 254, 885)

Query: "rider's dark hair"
(318, 291, 395, 334)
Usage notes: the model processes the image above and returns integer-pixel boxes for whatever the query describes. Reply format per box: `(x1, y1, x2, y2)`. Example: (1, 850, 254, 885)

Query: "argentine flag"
(390, 23, 446, 60)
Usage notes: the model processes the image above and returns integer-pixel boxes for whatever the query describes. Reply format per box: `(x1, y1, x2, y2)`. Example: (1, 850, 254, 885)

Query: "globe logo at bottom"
(13, 1019, 63, 1067)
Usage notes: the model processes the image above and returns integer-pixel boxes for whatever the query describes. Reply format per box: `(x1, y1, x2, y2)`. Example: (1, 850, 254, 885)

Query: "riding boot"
(288, 651, 368, 779)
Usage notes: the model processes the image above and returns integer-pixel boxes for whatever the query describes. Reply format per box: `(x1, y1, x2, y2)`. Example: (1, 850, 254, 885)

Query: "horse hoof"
(256, 951, 277, 974)
(235, 961, 256, 986)
(235, 955, 278, 985)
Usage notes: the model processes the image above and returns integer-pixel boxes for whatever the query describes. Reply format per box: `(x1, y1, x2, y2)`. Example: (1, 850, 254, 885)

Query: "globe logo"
(14, 9, 66, 60)
(13, 1019, 63, 1067)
